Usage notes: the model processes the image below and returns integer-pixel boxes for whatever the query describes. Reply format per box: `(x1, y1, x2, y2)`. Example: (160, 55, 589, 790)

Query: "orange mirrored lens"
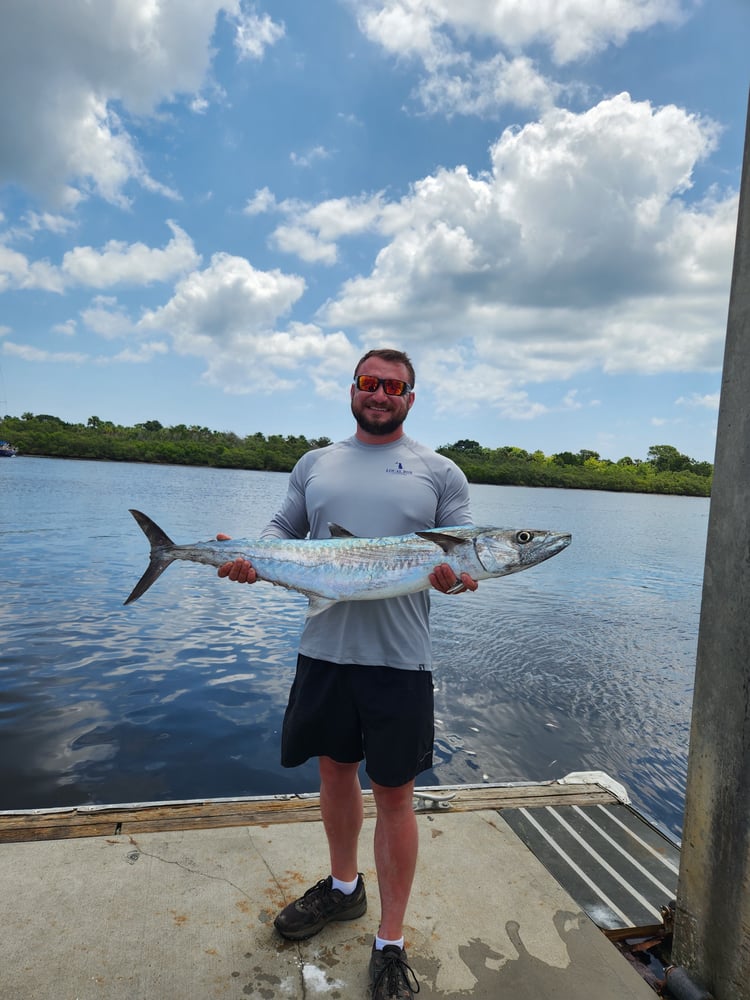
(354, 375, 410, 396)
(383, 379, 408, 395)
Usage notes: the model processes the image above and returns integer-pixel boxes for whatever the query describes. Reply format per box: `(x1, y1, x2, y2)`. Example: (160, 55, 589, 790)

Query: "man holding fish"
(219, 347, 477, 999)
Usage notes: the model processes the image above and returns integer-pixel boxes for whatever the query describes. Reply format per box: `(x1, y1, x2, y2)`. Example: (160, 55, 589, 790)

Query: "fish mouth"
(473, 529, 572, 574)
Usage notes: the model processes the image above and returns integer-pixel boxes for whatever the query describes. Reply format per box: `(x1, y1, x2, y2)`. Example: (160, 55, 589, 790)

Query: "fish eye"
(516, 530, 534, 544)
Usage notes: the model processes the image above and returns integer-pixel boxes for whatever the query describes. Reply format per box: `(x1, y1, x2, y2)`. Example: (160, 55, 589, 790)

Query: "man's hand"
(216, 534, 258, 584)
(429, 563, 478, 595)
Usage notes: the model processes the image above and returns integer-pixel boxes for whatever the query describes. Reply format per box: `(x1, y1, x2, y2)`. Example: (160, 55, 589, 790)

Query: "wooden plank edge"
(0, 781, 618, 844)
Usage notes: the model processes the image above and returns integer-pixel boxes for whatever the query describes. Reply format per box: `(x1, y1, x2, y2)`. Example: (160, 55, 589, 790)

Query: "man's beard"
(351, 399, 407, 437)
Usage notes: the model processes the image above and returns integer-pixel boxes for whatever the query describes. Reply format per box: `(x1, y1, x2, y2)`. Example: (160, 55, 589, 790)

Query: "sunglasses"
(353, 374, 413, 396)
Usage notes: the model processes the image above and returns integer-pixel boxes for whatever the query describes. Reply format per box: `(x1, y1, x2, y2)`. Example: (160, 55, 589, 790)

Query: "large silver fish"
(125, 509, 571, 615)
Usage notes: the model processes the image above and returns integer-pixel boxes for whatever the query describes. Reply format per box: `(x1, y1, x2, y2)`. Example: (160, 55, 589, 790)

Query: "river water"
(0, 457, 708, 839)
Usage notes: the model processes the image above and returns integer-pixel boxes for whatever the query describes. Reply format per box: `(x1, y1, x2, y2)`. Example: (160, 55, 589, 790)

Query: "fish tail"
(124, 509, 177, 605)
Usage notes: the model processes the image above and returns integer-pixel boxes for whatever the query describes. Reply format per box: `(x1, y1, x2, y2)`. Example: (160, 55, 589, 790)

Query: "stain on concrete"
(414, 909, 631, 998)
(240, 965, 282, 998)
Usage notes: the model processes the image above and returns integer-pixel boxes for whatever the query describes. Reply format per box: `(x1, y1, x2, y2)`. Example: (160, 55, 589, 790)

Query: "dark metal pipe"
(666, 965, 715, 1000)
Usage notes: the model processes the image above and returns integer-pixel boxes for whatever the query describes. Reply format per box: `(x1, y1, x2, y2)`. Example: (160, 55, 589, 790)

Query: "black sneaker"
(273, 874, 367, 940)
(369, 943, 420, 998)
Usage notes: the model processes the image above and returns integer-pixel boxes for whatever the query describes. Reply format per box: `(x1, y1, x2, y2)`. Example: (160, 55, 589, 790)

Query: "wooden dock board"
(0, 781, 617, 843)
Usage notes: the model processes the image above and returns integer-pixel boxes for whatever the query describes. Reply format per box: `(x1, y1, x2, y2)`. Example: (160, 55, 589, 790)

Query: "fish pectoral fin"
(328, 523, 358, 538)
(415, 530, 465, 554)
(306, 595, 339, 617)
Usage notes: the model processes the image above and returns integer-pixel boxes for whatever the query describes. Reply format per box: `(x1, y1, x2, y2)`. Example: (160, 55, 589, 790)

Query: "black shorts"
(280, 654, 434, 787)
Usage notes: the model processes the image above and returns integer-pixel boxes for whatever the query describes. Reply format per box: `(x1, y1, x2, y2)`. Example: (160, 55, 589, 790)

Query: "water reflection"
(418, 487, 704, 838)
(0, 460, 705, 837)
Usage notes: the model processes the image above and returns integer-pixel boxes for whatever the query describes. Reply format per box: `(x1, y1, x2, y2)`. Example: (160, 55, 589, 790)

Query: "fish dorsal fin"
(415, 530, 465, 554)
(328, 523, 358, 538)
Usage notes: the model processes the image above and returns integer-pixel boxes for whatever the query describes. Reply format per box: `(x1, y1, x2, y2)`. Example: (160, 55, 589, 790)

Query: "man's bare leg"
(319, 756, 363, 881)
(370, 779, 417, 941)
(273, 756, 366, 940)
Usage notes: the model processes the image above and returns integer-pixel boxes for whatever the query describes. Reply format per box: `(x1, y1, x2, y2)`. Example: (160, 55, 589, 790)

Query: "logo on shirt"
(385, 461, 413, 476)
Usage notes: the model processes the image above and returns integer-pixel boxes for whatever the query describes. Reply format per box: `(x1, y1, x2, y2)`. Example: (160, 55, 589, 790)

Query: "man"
(218, 348, 477, 999)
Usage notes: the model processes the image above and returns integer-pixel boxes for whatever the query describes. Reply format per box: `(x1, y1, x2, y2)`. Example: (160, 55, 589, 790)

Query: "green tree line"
(437, 440, 712, 497)
(1, 413, 712, 497)
(0, 413, 331, 472)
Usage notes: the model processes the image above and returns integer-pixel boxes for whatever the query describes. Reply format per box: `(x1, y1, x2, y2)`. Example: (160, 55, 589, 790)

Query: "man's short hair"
(354, 348, 415, 388)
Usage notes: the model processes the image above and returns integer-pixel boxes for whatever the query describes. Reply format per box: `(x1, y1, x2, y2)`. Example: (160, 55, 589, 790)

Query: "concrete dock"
(0, 785, 661, 999)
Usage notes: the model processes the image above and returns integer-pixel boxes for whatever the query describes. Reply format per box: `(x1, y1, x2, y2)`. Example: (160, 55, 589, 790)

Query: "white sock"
(331, 874, 359, 895)
(375, 935, 404, 952)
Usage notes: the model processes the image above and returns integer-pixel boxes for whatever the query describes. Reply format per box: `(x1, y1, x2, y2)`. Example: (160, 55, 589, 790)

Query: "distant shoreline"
(0, 413, 712, 498)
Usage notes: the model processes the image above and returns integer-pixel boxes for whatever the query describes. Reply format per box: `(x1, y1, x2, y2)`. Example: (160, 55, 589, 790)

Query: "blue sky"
(1, 0, 748, 462)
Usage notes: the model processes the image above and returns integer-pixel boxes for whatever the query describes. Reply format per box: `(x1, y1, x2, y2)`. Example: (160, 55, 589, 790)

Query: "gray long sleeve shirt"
(262, 434, 472, 671)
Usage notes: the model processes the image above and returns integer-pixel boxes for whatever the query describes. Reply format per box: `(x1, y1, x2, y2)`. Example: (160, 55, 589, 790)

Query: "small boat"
(0, 440, 17, 457)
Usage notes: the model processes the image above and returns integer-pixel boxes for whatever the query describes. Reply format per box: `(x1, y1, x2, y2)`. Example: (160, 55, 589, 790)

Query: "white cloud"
(299, 193, 388, 241)
(0, 245, 64, 293)
(290, 146, 332, 168)
(358, 1, 448, 63)
(62, 222, 200, 288)
(0, 0, 283, 207)
(53, 320, 78, 337)
(2, 341, 88, 364)
(24, 213, 78, 237)
(233, 7, 285, 60)
(270, 226, 339, 265)
(416, 53, 558, 117)
(63, 96, 178, 209)
(261, 192, 388, 264)
(1, 222, 199, 294)
(561, 390, 583, 411)
(249, 191, 387, 264)
(2, 232, 356, 390)
(244, 187, 277, 215)
(190, 95, 210, 114)
(245, 80, 722, 353)
(203, 322, 355, 394)
(135, 252, 354, 392)
(305, 93, 732, 413)
(141, 252, 307, 343)
(107, 341, 170, 364)
(359, 0, 687, 64)
(357, 0, 689, 116)
(81, 297, 138, 339)
(0, 0, 732, 447)
(676, 392, 720, 410)
(1, 333, 168, 367)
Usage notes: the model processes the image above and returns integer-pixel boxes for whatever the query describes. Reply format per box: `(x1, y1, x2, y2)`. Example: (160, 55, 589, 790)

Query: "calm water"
(0, 457, 708, 838)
